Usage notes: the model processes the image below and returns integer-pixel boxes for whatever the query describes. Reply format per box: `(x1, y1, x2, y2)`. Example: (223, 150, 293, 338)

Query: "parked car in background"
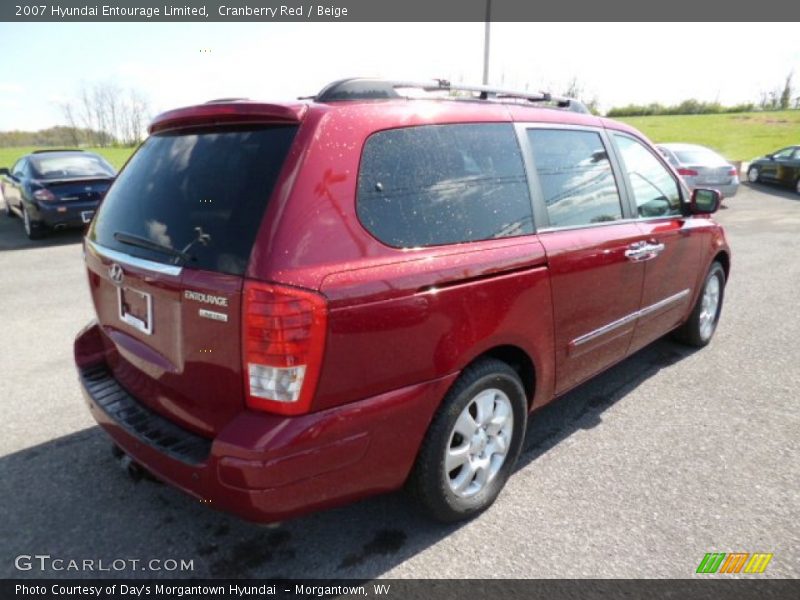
(746, 146, 800, 195)
(657, 143, 739, 198)
(75, 78, 730, 524)
(0, 149, 115, 239)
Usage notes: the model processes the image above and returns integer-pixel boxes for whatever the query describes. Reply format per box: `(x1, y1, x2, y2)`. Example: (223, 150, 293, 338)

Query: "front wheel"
(747, 166, 760, 183)
(406, 358, 527, 522)
(795, 177, 800, 195)
(673, 262, 726, 347)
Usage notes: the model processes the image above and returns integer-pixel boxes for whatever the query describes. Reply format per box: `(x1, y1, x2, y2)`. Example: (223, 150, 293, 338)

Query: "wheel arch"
(472, 344, 537, 410)
(713, 249, 730, 281)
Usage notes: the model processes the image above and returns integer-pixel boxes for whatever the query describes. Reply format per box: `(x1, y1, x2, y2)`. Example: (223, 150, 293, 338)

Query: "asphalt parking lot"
(0, 184, 798, 579)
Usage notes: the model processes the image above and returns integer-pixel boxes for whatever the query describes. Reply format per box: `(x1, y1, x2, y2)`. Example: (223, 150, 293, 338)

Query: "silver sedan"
(657, 143, 739, 198)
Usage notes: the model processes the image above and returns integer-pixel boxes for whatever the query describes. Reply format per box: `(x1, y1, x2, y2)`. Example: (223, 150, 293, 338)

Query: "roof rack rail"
(32, 148, 84, 154)
(313, 78, 590, 114)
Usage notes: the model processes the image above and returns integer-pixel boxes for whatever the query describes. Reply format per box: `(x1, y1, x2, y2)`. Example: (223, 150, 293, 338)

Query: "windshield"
(88, 125, 297, 276)
(31, 154, 116, 179)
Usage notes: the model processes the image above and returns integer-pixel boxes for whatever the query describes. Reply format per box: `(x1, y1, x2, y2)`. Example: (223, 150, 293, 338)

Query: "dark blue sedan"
(1, 149, 115, 239)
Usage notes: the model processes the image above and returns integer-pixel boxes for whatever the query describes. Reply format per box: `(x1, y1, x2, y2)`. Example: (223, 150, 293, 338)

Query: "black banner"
(3, 0, 800, 22)
(4, 579, 800, 600)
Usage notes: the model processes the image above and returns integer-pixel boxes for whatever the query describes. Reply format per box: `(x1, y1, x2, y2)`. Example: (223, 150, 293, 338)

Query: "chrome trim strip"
(572, 313, 638, 348)
(638, 288, 691, 318)
(572, 288, 691, 348)
(86, 240, 182, 277)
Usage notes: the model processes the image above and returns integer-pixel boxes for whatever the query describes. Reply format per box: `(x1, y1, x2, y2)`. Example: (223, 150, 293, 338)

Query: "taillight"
(33, 188, 57, 202)
(242, 281, 327, 415)
(728, 167, 738, 177)
(677, 168, 698, 177)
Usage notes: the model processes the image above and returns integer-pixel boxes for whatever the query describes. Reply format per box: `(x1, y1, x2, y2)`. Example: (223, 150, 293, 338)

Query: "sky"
(0, 22, 798, 131)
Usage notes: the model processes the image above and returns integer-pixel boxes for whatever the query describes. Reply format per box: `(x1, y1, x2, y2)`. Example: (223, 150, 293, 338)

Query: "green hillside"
(617, 111, 800, 161)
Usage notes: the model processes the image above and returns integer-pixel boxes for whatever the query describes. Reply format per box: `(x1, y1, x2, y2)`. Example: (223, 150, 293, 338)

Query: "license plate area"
(117, 287, 153, 335)
(81, 210, 95, 224)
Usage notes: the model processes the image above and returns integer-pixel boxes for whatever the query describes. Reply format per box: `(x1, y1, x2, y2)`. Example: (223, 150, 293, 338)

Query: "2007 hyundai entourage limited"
(75, 78, 730, 523)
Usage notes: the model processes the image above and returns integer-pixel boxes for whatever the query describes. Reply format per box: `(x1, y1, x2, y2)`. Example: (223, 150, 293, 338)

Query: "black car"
(0, 149, 115, 239)
(746, 145, 800, 195)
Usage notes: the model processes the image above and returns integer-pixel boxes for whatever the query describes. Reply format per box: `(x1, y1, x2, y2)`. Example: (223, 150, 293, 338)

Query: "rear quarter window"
(356, 123, 533, 248)
(89, 125, 297, 276)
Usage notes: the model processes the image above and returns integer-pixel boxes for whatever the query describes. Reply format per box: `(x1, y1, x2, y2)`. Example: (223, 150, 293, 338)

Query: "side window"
(773, 147, 794, 159)
(12, 159, 26, 178)
(527, 128, 623, 228)
(614, 134, 682, 218)
(357, 123, 533, 248)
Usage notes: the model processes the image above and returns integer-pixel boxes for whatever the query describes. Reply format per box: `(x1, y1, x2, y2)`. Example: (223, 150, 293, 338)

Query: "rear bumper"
(716, 182, 739, 199)
(75, 321, 454, 522)
(35, 199, 98, 228)
(685, 179, 739, 199)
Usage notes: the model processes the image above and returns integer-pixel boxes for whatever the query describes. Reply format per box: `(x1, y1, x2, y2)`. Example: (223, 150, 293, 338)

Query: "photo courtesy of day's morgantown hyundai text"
(74, 78, 730, 523)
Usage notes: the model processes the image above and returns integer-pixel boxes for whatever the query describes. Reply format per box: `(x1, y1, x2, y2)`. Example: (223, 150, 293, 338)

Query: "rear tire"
(673, 261, 726, 347)
(406, 358, 527, 523)
(23, 206, 44, 240)
(747, 166, 760, 183)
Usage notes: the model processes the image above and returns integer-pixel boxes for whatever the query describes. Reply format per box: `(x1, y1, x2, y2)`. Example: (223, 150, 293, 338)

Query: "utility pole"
(482, 0, 491, 85)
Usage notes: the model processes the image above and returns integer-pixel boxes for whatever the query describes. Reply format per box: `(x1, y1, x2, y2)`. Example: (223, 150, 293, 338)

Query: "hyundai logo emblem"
(109, 263, 124, 286)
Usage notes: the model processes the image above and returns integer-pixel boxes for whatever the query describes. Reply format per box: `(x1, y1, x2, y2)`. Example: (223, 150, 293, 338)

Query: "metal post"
(482, 0, 491, 85)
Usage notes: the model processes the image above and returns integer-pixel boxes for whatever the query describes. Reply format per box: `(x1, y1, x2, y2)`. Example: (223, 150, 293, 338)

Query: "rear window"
(31, 153, 115, 180)
(356, 123, 533, 248)
(674, 149, 725, 165)
(89, 126, 297, 276)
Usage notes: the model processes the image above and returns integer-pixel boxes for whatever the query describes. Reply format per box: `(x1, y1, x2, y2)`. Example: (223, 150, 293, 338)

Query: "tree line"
(1, 80, 148, 148)
(59, 81, 149, 147)
(0, 126, 106, 148)
(606, 72, 798, 117)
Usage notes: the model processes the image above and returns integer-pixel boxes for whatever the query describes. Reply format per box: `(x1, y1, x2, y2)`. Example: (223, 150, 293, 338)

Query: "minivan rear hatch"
(84, 118, 298, 436)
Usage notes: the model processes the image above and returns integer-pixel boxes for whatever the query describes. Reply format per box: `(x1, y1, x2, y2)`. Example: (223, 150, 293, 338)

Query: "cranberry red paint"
(75, 81, 731, 522)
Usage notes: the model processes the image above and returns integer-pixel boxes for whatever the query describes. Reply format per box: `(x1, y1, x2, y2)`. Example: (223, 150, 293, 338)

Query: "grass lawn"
(617, 111, 800, 162)
(0, 146, 136, 171)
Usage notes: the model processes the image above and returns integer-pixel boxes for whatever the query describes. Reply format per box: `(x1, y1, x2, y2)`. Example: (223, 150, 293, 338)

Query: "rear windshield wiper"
(113, 231, 193, 265)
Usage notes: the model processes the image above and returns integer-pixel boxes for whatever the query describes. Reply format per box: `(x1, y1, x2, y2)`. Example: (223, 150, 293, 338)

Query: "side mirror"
(0, 167, 9, 177)
(690, 188, 721, 215)
(766, 154, 774, 160)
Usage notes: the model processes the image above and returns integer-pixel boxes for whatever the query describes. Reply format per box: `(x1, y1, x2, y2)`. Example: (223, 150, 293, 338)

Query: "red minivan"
(75, 79, 730, 523)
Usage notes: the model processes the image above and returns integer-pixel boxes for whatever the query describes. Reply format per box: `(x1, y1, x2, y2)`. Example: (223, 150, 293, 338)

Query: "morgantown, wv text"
(23, 4, 349, 18)
(16, 583, 389, 597)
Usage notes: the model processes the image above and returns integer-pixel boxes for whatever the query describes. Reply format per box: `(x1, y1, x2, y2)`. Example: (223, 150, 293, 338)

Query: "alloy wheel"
(698, 274, 721, 341)
(747, 167, 759, 183)
(445, 388, 514, 498)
